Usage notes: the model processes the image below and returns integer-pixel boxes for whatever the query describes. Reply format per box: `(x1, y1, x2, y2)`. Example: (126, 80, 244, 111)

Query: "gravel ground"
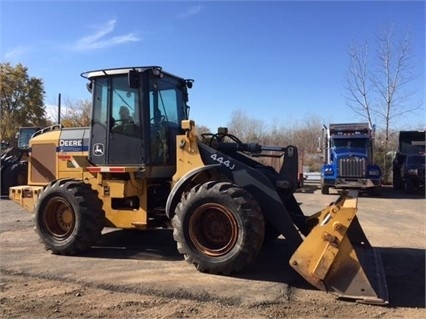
(1, 186, 425, 318)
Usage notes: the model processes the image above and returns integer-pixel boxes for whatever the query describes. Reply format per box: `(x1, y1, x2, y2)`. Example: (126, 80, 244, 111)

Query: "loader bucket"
(289, 190, 389, 305)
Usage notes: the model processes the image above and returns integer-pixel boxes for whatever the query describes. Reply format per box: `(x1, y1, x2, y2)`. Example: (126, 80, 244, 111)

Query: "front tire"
(368, 185, 382, 197)
(172, 181, 264, 275)
(35, 179, 104, 255)
(405, 179, 415, 194)
(1, 161, 28, 195)
(321, 184, 329, 195)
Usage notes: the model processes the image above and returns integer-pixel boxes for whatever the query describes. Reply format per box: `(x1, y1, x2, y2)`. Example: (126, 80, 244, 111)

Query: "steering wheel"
(150, 115, 166, 124)
(111, 119, 123, 129)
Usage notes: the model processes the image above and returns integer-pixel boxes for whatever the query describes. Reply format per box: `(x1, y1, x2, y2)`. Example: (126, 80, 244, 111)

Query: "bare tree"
(345, 41, 375, 127)
(344, 24, 420, 181)
(346, 25, 419, 126)
(227, 109, 265, 142)
(372, 26, 418, 159)
(195, 124, 211, 135)
(226, 110, 324, 171)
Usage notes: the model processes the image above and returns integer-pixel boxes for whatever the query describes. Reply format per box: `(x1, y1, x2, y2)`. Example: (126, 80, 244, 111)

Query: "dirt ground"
(1, 186, 425, 318)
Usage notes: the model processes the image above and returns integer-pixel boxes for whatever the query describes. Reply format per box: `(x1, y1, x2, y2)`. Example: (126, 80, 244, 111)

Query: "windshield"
(1, 141, 9, 150)
(407, 155, 425, 165)
(149, 74, 188, 126)
(18, 128, 39, 149)
(331, 137, 368, 149)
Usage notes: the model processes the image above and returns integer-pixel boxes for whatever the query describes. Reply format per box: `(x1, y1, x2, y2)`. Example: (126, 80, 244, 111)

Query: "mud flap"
(289, 190, 389, 305)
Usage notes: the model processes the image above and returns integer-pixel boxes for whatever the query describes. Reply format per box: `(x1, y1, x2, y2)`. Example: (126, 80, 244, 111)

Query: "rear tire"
(35, 179, 104, 255)
(172, 181, 264, 275)
(1, 164, 12, 195)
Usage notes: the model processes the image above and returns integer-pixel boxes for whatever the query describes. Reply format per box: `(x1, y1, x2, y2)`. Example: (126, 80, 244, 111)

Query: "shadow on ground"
(86, 228, 182, 261)
(379, 247, 425, 308)
(85, 228, 425, 309)
(241, 240, 425, 308)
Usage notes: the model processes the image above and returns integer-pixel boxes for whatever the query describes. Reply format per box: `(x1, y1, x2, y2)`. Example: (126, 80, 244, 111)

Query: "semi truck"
(320, 123, 382, 195)
(392, 130, 425, 194)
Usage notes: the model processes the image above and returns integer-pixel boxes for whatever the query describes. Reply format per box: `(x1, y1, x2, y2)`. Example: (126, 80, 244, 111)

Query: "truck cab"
(400, 154, 425, 193)
(393, 130, 425, 194)
(321, 123, 382, 195)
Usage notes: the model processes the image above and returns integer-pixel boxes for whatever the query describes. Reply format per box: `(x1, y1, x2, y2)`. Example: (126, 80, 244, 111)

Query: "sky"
(1, 0, 425, 132)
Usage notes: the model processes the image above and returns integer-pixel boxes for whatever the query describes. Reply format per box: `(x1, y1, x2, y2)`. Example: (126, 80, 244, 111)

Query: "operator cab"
(82, 66, 192, 173)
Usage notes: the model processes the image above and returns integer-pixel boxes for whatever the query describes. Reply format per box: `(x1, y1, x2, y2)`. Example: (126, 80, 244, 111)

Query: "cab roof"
(80, 66, 186, 81)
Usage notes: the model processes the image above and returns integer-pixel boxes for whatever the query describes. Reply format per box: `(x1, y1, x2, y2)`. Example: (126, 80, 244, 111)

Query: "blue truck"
(320, 123, 382, 195)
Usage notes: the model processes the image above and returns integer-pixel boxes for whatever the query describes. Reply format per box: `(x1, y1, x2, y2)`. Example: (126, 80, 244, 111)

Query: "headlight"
(324, 167, 334, 175)
(407, 169, 418, 176)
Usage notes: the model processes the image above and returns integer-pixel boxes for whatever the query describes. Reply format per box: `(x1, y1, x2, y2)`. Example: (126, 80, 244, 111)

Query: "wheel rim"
(189, 203, 238, 257)
(43, 197, 75, 239)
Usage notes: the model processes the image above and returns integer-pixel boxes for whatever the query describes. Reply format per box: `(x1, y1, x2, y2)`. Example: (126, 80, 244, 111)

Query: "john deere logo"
(93, 143, 104, 156)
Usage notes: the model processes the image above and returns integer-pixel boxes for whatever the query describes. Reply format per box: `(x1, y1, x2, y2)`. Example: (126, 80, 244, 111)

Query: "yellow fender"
(290, 190, 389, 305)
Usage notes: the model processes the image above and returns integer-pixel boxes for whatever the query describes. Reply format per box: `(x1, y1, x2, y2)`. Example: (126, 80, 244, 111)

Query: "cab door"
(89, 75, 145, 165)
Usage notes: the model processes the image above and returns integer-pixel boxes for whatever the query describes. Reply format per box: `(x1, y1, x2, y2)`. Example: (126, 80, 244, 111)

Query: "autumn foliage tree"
(59, 98, 91, 127)
(0, 63, 48, 142)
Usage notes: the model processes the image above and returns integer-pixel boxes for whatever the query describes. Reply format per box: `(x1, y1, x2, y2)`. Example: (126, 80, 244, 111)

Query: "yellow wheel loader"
(9, 66, 388, 305)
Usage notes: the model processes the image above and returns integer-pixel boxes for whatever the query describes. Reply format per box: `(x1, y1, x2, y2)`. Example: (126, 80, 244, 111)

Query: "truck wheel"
(321, 184, 329, 195)
(369, 185, 382, 197)
(393, 173, 404, 190)
(1, 161, 28, 195)
(172, 181, 264, 275)
(405, 179, 415, 194)
(35, 179, 104, 255)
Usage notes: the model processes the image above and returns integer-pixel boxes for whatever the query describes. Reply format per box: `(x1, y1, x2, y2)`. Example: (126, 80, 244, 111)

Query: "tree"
(344, 24, 420, 182)
(227, 109, 265, 142)
(345, 40, 375, 127)
(225, 109, 324, 172)
(59, 98, 91, 127)
(0, 63, 48, 141)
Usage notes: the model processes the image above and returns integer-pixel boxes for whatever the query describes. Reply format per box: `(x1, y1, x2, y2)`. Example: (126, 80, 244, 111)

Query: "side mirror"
(86, 81, 92, 93)
(186, 79, 194, 89)
(128, 69, 140, 88)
